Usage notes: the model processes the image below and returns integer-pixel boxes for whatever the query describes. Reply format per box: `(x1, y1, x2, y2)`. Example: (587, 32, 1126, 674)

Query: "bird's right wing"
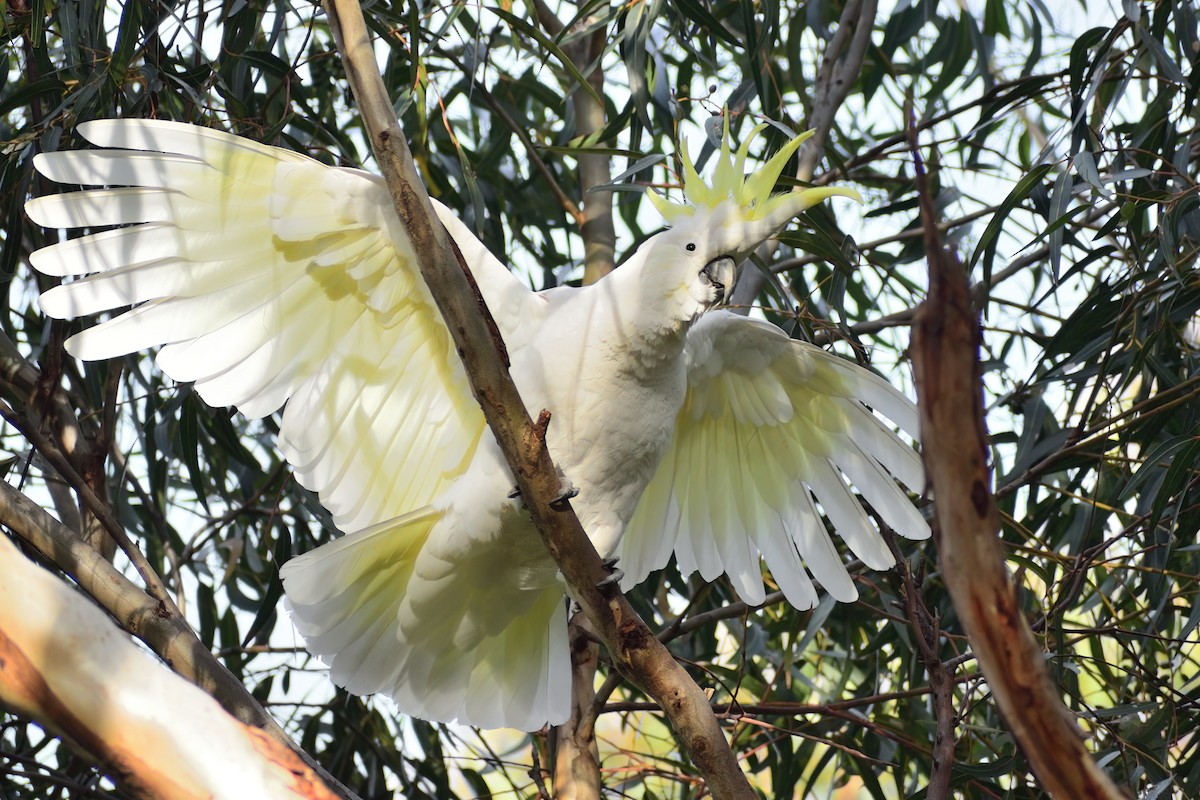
(619, 311, 928, 608)
(27, 118, 541, 532)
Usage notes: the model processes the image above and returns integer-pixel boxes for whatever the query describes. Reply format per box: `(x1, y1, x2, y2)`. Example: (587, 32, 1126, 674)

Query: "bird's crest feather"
(647, 119, 861, 224)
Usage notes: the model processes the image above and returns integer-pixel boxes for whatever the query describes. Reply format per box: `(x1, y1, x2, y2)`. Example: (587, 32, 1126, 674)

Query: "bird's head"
(639, 122, 860, 323)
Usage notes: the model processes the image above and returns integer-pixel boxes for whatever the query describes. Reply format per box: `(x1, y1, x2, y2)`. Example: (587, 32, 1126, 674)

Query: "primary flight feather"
(27, 118, 928, 730)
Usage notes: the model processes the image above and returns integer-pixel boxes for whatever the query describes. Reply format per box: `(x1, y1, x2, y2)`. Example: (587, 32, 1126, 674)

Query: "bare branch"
(908, 128, 1126, 800)
(797, 0, 877, 180)
(0, 533, 338, 800)
(729, 0, 877, 310)
(888, 534, 956, 799)
(0, 398, 180, 618)
(553, 612, 602, 800)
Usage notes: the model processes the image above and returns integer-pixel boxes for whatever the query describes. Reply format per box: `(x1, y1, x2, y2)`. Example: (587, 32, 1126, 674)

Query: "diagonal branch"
(0, 481, 357, 799)
(908, 127, 1125, 800)
(728, 0, 877, 311)
(323, 3, 756, 797)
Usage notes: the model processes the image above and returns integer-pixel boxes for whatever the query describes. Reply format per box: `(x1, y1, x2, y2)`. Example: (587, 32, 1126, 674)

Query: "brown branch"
(553, 612, 602, 800)
(908, 126, 1127, 798)
(553, 9, 613, 795)
(0, 333, 103, 550)
(323, 3, 756, 797)
(603, 667, 985, 716)
(0, 533, 338, 800)
(0, 398, 181, 618)
(0, 482, 357, 799)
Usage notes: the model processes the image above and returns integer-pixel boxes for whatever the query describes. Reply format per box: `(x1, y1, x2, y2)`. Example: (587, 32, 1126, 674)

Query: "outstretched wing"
(619, 311, 928, 608)
(27, 119, 541, 532)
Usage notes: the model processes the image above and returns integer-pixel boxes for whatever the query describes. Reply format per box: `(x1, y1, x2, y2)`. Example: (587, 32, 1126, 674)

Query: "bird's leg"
(597, 556, 623, 587)
(550, 475, 579, 510)
(509, 469, 578, 510)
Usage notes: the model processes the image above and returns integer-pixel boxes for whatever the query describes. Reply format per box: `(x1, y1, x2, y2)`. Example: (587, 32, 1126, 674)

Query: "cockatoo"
(26, 118, 928, 731)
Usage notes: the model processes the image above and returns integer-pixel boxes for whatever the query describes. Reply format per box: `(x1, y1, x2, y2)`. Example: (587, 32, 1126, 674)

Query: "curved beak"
(703, 256, 737, 305)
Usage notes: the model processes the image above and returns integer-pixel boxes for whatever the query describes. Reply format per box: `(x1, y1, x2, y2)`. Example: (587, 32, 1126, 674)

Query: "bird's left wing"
(619, 311, 929, 608)
(26, 119, 539, 532)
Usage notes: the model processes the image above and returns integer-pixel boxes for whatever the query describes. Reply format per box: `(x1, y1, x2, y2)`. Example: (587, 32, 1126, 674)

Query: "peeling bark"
(909, 137, 1127, 800)
(0, 534, 339, 800)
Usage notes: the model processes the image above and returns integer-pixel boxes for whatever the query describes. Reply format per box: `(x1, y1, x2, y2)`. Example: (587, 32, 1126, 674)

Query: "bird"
(26, 117, 929, 731)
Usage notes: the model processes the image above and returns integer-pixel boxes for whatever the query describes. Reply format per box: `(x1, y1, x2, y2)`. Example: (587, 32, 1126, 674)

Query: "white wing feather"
(620, 311, 928, 608)
(28, 119, 924, 729)
(27, 118, 539, 532)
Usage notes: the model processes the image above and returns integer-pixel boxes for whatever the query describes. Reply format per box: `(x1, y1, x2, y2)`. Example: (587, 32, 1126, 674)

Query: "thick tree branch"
(909, 136, 1125, 799)
(0, 482, 356, 800)
(0, 533, 337, 800)
(323, 3, 755, 797)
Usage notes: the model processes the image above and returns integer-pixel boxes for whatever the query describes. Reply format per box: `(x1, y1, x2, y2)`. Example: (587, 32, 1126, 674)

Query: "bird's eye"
(686, 243, 696, 252)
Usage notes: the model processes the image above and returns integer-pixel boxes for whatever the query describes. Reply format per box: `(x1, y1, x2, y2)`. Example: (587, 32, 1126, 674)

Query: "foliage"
(1, 0, 1197, 797)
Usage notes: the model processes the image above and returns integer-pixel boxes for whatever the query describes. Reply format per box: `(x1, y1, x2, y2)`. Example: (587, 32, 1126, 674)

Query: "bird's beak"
(703, 256, 737, 305)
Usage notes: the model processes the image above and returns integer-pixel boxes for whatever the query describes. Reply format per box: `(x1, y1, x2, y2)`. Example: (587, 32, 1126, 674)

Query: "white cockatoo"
(26, 118, 928, 731)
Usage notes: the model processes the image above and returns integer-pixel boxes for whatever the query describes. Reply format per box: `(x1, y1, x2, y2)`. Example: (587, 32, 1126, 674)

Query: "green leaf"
(969, 163, 1052, 286)
(490, 7, 603, 109)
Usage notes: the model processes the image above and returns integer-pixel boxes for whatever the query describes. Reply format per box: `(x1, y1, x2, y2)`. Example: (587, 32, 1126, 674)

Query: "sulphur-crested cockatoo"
(27, 118, 928, 731)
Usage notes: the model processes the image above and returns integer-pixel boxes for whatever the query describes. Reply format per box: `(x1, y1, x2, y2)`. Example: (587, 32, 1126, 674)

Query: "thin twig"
(0, 398, 181, 619)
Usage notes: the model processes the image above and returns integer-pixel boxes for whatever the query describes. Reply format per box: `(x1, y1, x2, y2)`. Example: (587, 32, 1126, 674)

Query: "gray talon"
(597, 568, 625, 587)
(550, 484, 579, 510)
(597, 556, 623, 587)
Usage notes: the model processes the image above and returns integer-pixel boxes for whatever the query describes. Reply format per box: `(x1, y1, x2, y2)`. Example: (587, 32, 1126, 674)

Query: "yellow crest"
(647, 121, 861, 223)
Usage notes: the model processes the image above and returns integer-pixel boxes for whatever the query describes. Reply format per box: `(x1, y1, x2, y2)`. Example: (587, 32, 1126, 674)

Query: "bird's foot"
(597, 556, 623, 587)
(550, 477, 579, 510)
(506, 484, 525, 510)
(507, 473, 578, 510)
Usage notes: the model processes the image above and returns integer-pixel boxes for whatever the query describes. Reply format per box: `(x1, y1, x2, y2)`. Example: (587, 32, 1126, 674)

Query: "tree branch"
(554, 613, 602, 800)
(728, 0, 877, 310)
(908, 130, 1126, 800)
(322, 3, 756, 797)
(888, 534, 956, 799)
(0, 398, 179, 618)
(0, 482, 356, 800)
(0, 532, 338, 800)
(554, 8, 614, 795)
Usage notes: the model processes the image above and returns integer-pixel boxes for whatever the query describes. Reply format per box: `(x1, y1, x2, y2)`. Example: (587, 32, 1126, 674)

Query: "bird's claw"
(509, 474, 577, 510)
(550, 482, 579, 510)
(597, 556, 623, 588)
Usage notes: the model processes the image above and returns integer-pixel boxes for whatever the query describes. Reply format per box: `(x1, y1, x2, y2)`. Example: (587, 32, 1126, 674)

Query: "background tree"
(1, 0, 1198, 797)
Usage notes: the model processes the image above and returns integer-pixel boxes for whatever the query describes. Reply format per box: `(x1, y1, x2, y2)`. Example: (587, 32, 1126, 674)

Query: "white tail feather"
(282, 509, 570, 730)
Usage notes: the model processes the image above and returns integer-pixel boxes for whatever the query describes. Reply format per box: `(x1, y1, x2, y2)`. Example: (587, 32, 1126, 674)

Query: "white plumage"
(27, 118, 928, 730)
